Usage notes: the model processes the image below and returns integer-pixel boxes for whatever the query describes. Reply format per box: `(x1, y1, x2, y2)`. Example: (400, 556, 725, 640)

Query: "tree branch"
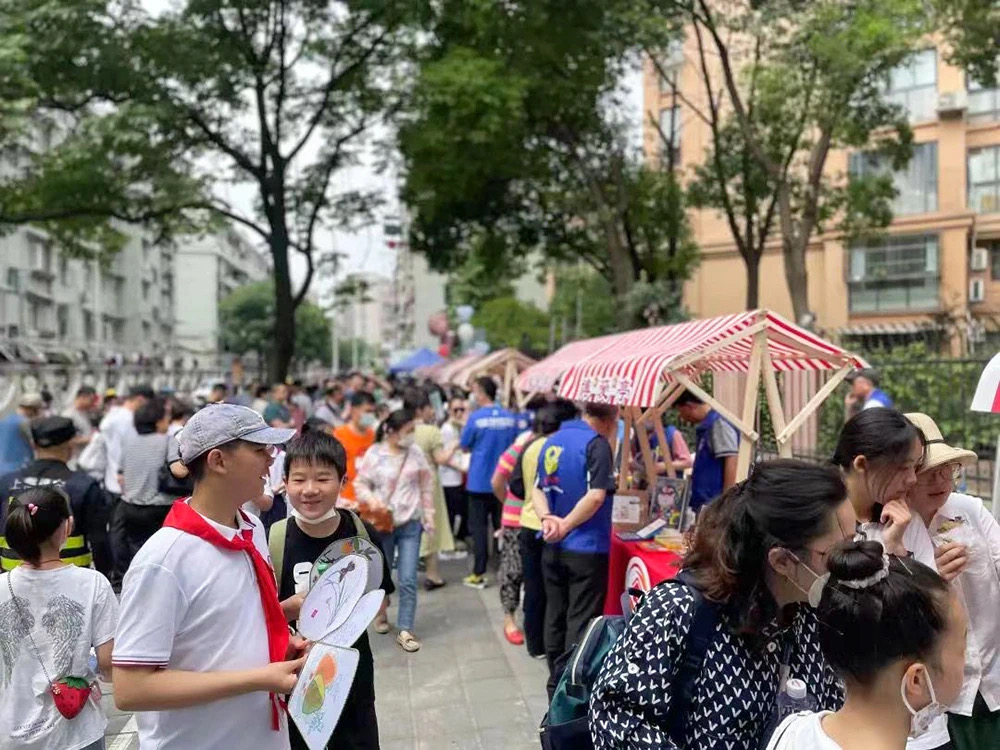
(184, 107, 264, 181)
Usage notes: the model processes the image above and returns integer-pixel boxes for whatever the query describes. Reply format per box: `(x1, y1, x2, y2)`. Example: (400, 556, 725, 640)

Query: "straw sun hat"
(905, 412, 978, 473)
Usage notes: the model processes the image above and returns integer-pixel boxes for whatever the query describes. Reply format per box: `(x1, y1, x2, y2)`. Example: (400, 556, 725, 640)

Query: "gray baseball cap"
(177, 403, 296, 464)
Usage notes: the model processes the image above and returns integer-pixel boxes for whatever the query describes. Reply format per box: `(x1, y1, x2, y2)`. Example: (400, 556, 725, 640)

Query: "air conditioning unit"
(971, 246, 990, 271)
(970, 278, 986, 303)
(937, 90, 967, 118)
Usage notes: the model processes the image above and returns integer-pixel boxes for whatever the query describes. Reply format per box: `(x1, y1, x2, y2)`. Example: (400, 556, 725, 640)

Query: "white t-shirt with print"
(112, 504, 290, 750)
(766, 711, 841, 749)
(0, 566, 118, 750)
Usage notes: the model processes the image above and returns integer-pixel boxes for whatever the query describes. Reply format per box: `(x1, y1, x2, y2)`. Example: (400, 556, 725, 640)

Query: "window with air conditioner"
(885, 49, 938, 122)
(848, 142, 938, 215)
(848, 235, 940, 313)
(970, 146, 1000, 214)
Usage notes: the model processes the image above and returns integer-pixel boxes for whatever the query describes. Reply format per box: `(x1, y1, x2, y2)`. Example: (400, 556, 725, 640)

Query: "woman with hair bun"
(832, 409, 926, 558)
(590, 459, 855, 749)
(766, 540, 967, 749)
(0, 486, 118, 750)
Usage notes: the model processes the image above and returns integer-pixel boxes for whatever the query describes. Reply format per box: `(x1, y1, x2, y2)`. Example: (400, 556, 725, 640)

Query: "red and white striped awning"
(556, 310, 868, 407)
(516, 334, 621, 394)
(971, 352, 1000, 413)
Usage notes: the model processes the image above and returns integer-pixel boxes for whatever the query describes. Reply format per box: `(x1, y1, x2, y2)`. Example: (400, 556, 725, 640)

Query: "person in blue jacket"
(845, 367, 893, 417)
(674, 389, 740, 512)
(532, 401, 619, 696)
(460, 376, 519, 590)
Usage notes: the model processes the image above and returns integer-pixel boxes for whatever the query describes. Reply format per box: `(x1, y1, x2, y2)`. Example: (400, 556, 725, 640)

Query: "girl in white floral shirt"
(354, 409, 435, 652)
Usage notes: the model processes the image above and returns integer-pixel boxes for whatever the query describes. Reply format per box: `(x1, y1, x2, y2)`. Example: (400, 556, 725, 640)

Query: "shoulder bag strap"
(268, 519, 289, 586)
(665, 569, 721, 742)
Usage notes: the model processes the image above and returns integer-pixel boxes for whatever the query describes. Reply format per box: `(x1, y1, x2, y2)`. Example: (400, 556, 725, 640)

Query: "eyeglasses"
(452, 408, 466, 414)
(926, 463, 962, 483)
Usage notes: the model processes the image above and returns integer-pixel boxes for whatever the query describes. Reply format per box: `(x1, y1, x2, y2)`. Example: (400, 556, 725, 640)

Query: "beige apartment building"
(644, 41, 1000, 353)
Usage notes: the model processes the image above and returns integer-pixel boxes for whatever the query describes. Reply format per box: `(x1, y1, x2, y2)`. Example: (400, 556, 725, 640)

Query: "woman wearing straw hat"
(907, 412, 1000, 750)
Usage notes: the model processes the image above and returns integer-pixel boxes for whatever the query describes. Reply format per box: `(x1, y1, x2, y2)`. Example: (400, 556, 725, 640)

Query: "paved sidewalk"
(105, 557, 550, 749)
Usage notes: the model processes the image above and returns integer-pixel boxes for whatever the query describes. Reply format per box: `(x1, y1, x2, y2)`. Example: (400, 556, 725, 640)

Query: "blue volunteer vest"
(868, 389, 893, 408)
(0, 415, 32, 476)
(538, 420, 613, 554)
(691, 410, 737, 511)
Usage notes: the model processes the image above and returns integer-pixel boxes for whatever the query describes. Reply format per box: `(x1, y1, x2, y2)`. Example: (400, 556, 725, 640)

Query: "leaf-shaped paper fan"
(319, 589, 385, 648)
(298, 554, 368, 642)
(289, 645, 360, 750)
(310, 536, 383, 593)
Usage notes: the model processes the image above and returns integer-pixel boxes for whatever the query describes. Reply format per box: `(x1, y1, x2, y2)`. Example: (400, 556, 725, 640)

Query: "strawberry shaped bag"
(6, 573, 95, 720)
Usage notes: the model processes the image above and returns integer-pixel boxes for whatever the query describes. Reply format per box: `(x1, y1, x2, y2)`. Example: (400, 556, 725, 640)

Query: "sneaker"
(463, 573, 487, 590)
(449, 549, 468, 560)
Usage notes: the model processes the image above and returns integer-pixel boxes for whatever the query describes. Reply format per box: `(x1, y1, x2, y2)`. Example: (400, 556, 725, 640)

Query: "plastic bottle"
(775, 678, 817, 721)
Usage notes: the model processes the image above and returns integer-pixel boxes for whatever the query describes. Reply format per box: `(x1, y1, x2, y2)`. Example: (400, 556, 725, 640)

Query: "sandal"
(397, 631, 421, 652)
(423, 578, 446, 591)
(374, 617, 391, 634)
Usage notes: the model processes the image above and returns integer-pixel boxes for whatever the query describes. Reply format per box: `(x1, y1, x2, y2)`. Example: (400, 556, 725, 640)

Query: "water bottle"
(775, 678, 817, 721)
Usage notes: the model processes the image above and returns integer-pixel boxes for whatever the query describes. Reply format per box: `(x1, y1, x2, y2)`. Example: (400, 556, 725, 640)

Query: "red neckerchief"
(162, 499, 290, 730)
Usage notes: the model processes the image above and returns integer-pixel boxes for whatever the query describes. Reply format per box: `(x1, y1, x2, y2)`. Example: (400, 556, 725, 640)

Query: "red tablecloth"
(604, 535, 683, 615)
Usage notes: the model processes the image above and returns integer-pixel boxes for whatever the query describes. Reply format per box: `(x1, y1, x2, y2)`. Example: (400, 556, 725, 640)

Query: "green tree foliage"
(646, 0, 927, 322)
(471, 297, 550, 354)
(548, 267, 618, 340)
(933, 0, 998, 87)
(398, 0, 698, 327)
(4, 0, 413, 380)
(220, 281, 330, 368)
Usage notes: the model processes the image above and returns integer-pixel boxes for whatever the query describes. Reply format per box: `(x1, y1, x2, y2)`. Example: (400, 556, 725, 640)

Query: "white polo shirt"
(112, 504, 289, 750)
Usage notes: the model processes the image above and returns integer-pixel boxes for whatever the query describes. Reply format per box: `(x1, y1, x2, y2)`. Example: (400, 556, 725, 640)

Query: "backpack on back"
(539, 570, 720, 750)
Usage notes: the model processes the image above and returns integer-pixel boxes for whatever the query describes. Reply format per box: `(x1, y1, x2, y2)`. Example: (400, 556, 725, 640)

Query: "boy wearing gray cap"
(112, 404, 305, 749)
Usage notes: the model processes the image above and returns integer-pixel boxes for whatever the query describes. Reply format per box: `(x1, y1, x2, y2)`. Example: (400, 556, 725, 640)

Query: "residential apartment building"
(645, 41, 1000, 353)
(173, 229, 271, 366)
(0, 225, 178, 363)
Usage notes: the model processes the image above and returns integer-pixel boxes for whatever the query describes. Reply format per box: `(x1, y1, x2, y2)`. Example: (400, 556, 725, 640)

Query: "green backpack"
(268, 511, 369, 586)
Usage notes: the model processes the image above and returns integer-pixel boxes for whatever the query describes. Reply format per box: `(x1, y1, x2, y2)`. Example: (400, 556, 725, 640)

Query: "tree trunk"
(744, 251, 761, 310)
(270, 226, 296, 383)
(782, 234, 810, 324)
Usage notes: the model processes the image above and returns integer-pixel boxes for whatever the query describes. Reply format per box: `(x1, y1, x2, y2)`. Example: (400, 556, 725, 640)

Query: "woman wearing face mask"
(904, 413, 1000, 750)
(832, 409, 926, 559)
(354, 409, 435, 653)
(767, 540, 967, 750)
(590, 460, 855, 749)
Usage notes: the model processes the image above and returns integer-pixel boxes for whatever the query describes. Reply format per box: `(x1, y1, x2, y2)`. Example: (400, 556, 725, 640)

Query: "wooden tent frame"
(447, 348, 537, 408)
(611, 310, 857, 493)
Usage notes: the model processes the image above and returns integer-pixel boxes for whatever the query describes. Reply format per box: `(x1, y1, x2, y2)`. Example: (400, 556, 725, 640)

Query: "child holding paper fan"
(274, 430, 391, 750)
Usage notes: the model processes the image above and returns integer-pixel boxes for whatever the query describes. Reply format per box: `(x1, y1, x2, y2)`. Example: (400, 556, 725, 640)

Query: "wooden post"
(650, 408, 675, 478)
(735, 331, 766, 479)
(502, 357, 515, 408)
(673, 371, 759, 441)
(777, 363, 852, 444)
(760, 344, 792, 458)
(632, 406, 659, 491)
(618, 407, 633, 492)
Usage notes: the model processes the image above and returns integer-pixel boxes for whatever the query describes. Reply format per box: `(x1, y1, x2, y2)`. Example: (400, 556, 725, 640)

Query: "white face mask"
(784, 553, 830, 608)
(901, 668, 947, 739)
(291, 506, 340, 525)
(398, 434, 415, 449)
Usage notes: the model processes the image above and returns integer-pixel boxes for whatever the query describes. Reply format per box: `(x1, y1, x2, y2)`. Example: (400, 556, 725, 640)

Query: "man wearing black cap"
(845, 367, 893, 418)
(0, 416, 111, 575)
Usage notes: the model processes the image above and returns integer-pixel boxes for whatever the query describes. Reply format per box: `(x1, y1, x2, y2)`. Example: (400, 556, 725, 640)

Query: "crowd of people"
(0, 363, 997, 750)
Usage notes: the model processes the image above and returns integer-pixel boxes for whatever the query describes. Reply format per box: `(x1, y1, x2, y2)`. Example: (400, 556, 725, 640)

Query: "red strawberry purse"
(7, 573, 95, 720)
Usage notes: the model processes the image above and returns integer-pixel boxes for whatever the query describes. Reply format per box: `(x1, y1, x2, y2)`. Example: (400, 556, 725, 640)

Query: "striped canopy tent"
(971, 352, 1000, 413)
(432, 352, 485, 386)
(516, 334, 621, 396)
(554, 309, 868, 482)
(449, 348, 536, 407)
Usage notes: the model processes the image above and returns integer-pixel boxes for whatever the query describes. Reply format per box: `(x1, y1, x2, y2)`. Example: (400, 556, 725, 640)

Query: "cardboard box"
(612, 490, 650, 533)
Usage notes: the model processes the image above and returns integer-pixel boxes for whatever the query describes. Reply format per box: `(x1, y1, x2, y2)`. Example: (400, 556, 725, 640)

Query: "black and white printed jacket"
(589, 580, 844, 749)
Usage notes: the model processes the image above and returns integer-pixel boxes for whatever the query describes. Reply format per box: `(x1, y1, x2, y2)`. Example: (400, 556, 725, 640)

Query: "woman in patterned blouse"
(354, 409, 436, 653)
(590, 460, 855, 749)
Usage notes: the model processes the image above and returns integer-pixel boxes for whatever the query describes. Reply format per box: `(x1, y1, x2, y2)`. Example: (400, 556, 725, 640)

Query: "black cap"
(846, 368, 880, 387)
(31, 416, 77, 448)
(128, 383, 155, 400)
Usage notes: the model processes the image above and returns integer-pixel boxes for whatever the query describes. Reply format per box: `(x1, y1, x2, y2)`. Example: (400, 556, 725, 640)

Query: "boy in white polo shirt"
(112, 404, 305, 749)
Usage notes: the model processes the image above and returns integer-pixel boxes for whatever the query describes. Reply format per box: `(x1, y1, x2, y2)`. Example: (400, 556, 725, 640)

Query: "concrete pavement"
(104, 557, 550, 749)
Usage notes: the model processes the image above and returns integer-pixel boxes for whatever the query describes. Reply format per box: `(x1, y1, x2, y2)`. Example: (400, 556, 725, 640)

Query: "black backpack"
(539, 570, 720, 749)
